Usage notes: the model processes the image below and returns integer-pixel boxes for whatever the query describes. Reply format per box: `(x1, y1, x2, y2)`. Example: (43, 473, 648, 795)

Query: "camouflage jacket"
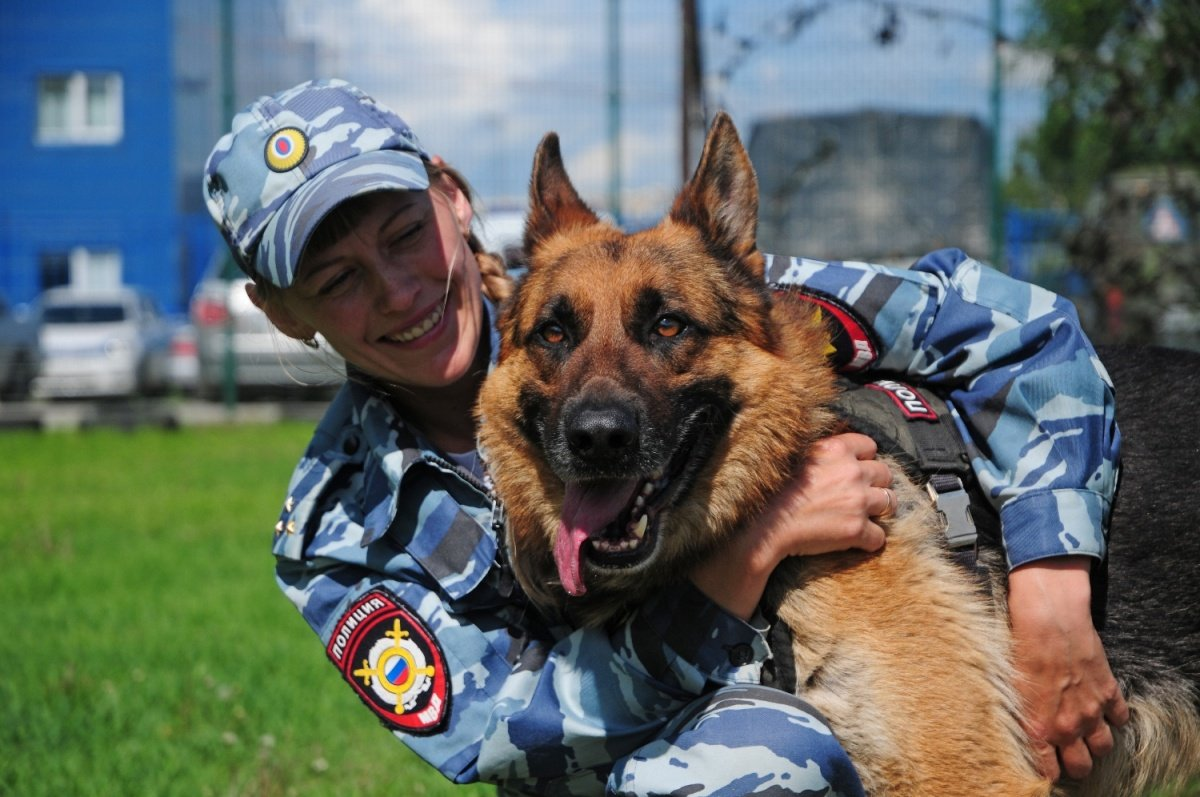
(272, 247, 1117, 790)
(769, 248, 1117, 569)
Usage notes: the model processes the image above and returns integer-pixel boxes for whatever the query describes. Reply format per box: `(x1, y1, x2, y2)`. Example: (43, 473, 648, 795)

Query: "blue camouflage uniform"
(272, 250, 1118, 796)
(205, 79, 1118, 796)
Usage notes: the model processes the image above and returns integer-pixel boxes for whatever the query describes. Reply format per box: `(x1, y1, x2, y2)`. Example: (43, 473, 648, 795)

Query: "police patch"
(787, 289, 878, 373)
(867, 379, 939, 421)
(326, 588, 449, 734)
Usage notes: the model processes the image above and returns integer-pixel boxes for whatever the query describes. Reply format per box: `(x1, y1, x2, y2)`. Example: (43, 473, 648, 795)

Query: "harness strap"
(832, 378, 999, 555)
(926, 473, 977, 552)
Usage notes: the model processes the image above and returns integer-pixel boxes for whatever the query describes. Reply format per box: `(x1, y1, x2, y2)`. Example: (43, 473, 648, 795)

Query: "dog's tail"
(1068, 678, 1200, 797)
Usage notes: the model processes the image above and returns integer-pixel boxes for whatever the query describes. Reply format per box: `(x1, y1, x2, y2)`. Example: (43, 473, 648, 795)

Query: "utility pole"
(680, 0, 704, 184)
(607, 0, 622, 224)
(220, 0, 238, 409)
(990, 0, 1005, 271)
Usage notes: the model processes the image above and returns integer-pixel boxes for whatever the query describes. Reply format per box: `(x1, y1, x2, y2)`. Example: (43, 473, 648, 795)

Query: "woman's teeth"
(386, 307, 443, 343)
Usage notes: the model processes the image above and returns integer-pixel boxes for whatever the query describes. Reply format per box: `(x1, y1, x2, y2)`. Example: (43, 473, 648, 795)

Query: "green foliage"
(0, 424, 494, 797)
(1010, 0, 1200, 210)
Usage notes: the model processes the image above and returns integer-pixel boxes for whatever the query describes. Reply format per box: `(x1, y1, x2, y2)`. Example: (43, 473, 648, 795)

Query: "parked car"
(189, 252, 343, 399)
(31, 286, 177, 399)
(166, 322, 200, 394)
(0, 294, 39, 400)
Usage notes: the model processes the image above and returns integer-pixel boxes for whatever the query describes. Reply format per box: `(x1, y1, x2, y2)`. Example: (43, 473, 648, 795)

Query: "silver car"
(32, 287, 175, 399)
(189, 253, 343, 399)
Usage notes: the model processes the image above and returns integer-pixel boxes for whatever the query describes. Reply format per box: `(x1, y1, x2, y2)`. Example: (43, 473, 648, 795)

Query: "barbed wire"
(709, 0, 1006, 88)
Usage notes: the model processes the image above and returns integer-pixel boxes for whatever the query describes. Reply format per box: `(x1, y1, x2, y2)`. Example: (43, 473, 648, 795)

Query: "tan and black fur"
(476, 113, 1200, 796)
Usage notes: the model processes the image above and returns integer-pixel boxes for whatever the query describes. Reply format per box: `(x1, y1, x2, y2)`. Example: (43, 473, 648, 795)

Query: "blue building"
(0, 0, 317, 316)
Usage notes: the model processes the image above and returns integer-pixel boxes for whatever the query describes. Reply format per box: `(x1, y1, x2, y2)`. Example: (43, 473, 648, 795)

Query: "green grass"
(0, 422, 494, 797)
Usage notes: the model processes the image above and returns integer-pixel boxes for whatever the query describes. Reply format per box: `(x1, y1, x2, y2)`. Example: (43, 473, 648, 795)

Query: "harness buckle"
(925, 474, 977, 551)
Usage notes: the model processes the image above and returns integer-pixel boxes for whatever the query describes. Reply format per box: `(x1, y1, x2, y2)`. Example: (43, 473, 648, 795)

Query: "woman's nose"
(374, 262, 420, 312)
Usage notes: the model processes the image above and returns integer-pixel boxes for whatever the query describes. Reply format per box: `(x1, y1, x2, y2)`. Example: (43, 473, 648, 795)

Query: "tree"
(1008, 0, 1200, 347)
(1009, 0, 1200, 211)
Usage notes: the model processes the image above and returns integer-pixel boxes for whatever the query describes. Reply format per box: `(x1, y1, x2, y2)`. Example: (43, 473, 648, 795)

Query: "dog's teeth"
(641, 482, 655, 497)
(632, 514, 648, 540)
(634, 495, 645, 510)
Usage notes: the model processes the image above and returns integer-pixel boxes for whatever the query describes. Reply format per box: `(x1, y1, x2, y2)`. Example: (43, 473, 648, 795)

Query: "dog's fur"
(476, 113, 1200, 796)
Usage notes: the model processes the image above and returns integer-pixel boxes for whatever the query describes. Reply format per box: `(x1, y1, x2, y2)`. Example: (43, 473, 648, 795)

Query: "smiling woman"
(257, 189, 484, 399)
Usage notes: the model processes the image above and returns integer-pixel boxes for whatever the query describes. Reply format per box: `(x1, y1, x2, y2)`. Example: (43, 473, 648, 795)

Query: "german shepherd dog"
(475, 113, 1200, 796)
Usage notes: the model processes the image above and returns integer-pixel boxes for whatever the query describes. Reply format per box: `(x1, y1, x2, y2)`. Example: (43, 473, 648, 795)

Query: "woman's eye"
(387, 222, 424, 251)
(317, 270, 353, 296)
(537, 322, 566, 345)
(654, 315, 686, 338)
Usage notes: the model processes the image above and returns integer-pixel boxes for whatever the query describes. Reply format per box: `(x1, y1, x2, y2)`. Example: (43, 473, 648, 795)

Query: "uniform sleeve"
(276, 505, 768, 792)
(769, 247, 1119, 570)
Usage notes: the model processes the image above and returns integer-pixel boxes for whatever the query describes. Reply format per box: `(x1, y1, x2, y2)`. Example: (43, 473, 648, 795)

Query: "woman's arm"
(1008, 558, 1128, 780)
(767, 247, 1127, 779)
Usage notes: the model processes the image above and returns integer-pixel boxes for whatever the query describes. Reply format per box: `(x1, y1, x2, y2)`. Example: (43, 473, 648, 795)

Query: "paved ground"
(0, 398, 330, 431)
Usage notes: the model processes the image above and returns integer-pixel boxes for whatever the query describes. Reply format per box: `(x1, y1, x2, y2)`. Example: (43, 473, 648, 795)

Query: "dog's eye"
(654, 315, 686, 338)
(537, 321, 566, 345)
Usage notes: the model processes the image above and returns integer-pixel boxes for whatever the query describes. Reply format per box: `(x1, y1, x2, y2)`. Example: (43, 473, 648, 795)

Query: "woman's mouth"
(383, 305, 445, 344)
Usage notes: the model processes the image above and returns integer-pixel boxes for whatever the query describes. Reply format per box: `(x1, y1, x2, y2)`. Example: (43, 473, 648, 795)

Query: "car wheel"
(1, 351, 34, 401)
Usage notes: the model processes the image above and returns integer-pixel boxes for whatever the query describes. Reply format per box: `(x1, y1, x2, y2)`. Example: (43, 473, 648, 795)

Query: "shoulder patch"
(326, 588, 450, 734)
(785, 288, 879, 372)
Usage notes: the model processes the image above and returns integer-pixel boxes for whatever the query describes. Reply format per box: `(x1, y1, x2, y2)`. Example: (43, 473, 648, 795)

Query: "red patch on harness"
(866, 379, 939, 421)
(326, 589, 449, 734)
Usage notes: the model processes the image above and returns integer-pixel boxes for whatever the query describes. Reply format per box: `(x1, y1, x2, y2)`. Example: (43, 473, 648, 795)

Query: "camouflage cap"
(203, 79, 431, 288)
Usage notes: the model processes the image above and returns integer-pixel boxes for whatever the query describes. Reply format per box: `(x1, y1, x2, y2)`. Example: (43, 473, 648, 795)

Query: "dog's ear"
(525, 133, 603, 260)
(669, 111, 760, 268)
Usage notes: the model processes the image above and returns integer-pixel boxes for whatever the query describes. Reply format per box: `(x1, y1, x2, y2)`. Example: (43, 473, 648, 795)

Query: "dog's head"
(477, 113, 837, 625)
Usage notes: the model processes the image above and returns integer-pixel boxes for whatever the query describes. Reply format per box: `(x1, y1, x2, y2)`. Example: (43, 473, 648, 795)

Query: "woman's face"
(273, 183, 484, 390)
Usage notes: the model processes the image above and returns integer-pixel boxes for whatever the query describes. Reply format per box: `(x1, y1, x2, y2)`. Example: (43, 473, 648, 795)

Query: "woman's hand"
(1008, 557, 1129, 781)
(691, 433, 892, 620)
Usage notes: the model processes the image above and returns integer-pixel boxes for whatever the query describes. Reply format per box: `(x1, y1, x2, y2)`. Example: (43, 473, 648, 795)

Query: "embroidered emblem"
(264, 127, 308, 172)
(791, 290, 878, 372)
(326, 589, 449, 734)
(867, 379, 939, 421)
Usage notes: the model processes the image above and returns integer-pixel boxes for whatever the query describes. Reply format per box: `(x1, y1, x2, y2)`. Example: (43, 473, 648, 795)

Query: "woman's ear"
(245, 282, 316, 342)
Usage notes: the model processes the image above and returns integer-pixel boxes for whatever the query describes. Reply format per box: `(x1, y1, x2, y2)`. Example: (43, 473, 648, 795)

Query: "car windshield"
(43, 304, 128, 324)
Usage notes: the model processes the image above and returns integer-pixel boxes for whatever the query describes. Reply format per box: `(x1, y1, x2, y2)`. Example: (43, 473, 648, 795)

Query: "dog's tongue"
(554, 479, 639, 597)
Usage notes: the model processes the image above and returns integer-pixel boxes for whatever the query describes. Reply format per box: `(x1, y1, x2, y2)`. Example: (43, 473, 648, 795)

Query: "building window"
(36, 72, 124, 145)
(39, 248, 123, 290)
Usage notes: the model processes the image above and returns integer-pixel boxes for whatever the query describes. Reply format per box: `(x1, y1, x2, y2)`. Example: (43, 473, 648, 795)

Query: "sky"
(284, 0, 1047, 221)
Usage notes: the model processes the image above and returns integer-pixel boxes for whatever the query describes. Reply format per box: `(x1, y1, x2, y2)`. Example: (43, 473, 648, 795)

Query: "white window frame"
(36, 72, 124, 145)
(70, 247, 123, 290)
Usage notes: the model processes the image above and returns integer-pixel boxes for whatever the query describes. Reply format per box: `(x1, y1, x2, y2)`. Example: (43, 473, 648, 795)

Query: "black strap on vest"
(830, 377, 1001, 554)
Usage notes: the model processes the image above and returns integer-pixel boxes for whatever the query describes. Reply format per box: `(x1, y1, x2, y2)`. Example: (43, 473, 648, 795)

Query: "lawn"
(0, 421, 494, 797)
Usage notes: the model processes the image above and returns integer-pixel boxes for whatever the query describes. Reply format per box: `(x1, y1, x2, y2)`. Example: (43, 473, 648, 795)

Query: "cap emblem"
(265, 127, 308, 172)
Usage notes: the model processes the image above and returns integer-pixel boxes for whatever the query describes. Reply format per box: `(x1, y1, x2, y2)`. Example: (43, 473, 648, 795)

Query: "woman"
(204, 79, 1125, 795)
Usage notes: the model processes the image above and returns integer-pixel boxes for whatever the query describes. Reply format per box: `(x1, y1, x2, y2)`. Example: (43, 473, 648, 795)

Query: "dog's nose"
(565, 403, 639, 463)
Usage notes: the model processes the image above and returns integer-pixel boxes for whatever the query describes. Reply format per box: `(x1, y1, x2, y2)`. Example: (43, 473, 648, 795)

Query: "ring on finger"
(878, 487, 895, 517)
